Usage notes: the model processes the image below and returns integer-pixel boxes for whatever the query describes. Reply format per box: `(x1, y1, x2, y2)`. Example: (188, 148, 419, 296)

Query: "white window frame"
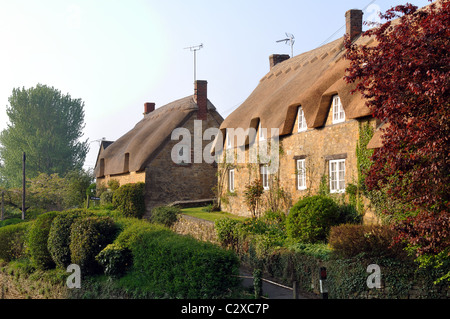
(329, 159, 346, 193)
(258, 121, 265, 141)
(228, 169, 235, 192)
(226, 129, 231, 149)
(297, 106, 307, 132)
(260, 164, 269, 190)
(296, 159, 306, 190)
(332, 95, 345, 124)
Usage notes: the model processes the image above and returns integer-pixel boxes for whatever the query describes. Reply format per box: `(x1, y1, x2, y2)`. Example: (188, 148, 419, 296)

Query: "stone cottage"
(94, 80, 223, 216)
(213, 9, 379, 223)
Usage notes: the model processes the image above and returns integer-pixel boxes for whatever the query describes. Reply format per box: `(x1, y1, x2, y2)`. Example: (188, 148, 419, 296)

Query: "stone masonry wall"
(220, 103, 377, 223)
(171, 214, 218, 244)
(144, 111, 222, 217)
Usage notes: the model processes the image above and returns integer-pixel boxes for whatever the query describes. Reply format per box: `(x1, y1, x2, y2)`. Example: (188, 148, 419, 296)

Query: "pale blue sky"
(0, 0, 431, 170)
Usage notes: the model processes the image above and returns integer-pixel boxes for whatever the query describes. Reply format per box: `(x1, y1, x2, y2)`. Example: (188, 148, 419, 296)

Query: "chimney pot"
(144, 102, 155, 115)
(269, 54, 290, 70)
(345, 9, 363, 42)
(194, 80, 208, 120)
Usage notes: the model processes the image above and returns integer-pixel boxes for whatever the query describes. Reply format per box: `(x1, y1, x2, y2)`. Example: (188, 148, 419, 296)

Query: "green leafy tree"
(0, 84, 88, 187)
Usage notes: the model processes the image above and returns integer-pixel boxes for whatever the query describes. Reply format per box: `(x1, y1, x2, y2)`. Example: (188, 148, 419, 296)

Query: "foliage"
(0, 222, 32, 262)
(150, 205, 181, 227)
(328, 224, 407, 259)
(0, 84, 88, 187)
(64, 169, 94, 208)
(122, 226, 240, 298)
(47, 209, 91, 269)
(243, 179, 264, 218)
(215, 217, 241, 250)
(107, 179, 120, 191)
(100, 191, 114, 207)
(286, 195, 340, 243)
(0, 218, 24, 228)
(27, 211, 60, 269)
(69, 216, 117, 274)
(112, 183, 145, 218)
(344, 1, 450, 281)
(96, 242, 132, 278)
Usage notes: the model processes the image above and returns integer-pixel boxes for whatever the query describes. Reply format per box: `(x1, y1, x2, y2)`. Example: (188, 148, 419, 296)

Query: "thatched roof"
(94, 95, 219, 177)
(218, 35, 376, 146)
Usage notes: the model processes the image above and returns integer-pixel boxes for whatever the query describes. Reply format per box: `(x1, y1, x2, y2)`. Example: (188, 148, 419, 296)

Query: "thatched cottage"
(213, 9, 380, 223)
(94, 80, 223, 216)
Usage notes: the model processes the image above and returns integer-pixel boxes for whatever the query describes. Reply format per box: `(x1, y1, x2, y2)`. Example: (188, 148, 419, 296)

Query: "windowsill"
(330, 189, 346, 194)
(297, 187, 307, 191)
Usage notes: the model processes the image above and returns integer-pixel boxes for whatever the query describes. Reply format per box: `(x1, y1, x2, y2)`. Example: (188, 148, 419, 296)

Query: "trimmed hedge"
(96, 242, 132, 278)
(150, 205, 181, 227)
(28, 211, 60, 269)
(112, 183, 145, 218)
(48, 209, 92, 269)
(70, 216, 117, 274)
(0, 222, 32, 262)
(118, 221, 240, 298)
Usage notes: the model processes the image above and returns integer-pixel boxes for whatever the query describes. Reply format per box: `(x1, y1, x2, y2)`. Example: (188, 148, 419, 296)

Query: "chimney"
(345, 9, 363, 42)
(269, 54, 290, 70)
(194, 80, 207, 120)
(144, 102, 155, 115)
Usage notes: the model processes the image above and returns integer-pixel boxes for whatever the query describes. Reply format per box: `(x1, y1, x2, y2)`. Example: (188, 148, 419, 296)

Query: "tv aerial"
(184, 43, 203, 82)
(276, 33, 295, 58)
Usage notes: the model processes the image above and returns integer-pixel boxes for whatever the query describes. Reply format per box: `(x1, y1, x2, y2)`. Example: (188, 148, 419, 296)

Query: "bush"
(47, 209, 91, 269)
(28, 211, 60, 269)
(112, 183, 145, 218)
(124, 227, 240, 298)
(215, 217, 241, 250)
(96, 242, 132, 278)
(286, 195, 340, 243)
(0, 218, 24, 228)
(70, 216, 118, 274)
(328, 224, 407, 259)
(150, 205, 181, 227)
(0, 222, 32, 262)
(100, 191, 114, 206)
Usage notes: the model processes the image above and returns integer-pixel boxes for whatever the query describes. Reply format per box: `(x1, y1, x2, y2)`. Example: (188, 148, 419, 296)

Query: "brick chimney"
(144, 102, 155, 115)
(194, 80, 207, 120)
(269, 54, 290, 70)
(345, 9, 363, 42)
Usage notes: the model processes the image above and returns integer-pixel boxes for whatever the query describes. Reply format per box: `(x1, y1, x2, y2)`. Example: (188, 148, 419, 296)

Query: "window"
(260, 165, 269, 190)
(296, 159, 306, 190)
(332, 95, 345, 124)
(258, 121, 265, 141)
(329, 159, 345, 193)
(297, 106, 307, 132)
(228, 169, 235, 192)
(226, 129, 231, 149)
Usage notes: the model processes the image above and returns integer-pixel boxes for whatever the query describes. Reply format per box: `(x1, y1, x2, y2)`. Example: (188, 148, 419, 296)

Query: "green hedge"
(28, 211, 60, 269)
(150, 205, 181, 227)
(112, 183, 145, 218)
(48, 209, 92, 269)
(70, 216, 117, 274)
(0, 222, 32, 262)
(118, 222, 240, 298)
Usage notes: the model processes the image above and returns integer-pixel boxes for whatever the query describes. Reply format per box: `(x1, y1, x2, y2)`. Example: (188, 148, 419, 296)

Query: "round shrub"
(28, 211, 60, 269)
(112, 183, 145, 218)
(47, 209, 91, 269)
(0, 222, 32, 262)
(95, 243, 132, 278)
(150, 205, 181, 227)
(70, 216, 117, 274)
(286, 195, 340, 243)
(100, 191, 114, 206)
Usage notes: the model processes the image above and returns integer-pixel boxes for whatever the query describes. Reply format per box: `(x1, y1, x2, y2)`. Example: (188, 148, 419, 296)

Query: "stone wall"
(171, 214, 218, 244)
(144, 111, 222, 216)
(219, 102, 377, 223)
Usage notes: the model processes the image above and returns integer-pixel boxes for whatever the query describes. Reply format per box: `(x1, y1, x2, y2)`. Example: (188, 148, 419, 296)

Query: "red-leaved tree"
(344, 0, 449, 281)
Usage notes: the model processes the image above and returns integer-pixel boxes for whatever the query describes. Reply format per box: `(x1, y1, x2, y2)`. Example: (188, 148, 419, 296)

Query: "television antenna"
(276, 33, 295, 58)
(184, 43, 203, 82)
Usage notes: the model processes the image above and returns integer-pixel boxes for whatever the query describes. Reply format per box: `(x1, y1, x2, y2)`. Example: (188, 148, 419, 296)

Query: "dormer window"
(332, 95, 345, 124)
(297, 106, 307, 132)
